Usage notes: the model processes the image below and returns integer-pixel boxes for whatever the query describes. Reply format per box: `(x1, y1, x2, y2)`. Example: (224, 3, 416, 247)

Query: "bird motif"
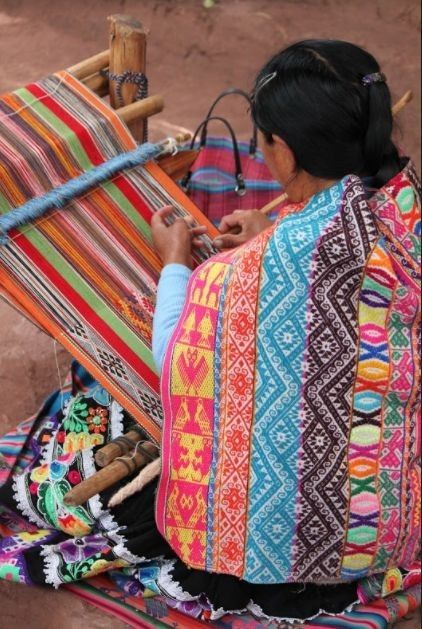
(176, 347, 210, 396)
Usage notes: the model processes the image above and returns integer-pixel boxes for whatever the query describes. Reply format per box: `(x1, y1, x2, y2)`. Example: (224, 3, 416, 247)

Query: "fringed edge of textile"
(40, 543, 63, 588)
(247, 600, 360, 625)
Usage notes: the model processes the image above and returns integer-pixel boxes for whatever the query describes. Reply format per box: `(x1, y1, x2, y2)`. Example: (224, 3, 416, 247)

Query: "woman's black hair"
(251, 40, 401, 187)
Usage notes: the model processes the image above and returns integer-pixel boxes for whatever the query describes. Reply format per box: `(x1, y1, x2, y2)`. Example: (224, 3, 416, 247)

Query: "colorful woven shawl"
(0, 72, 217, 443)
(158, 166, 421, 584)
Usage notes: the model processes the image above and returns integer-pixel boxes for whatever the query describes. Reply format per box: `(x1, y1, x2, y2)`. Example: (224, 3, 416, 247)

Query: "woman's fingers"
(151, 205, 175, 227)
(219, 213, 243, 234)
(190, 225, 207, 236)
(213, 233, 244, 249)
(191, 225, 208, 249)
(192, 238, 207, 248)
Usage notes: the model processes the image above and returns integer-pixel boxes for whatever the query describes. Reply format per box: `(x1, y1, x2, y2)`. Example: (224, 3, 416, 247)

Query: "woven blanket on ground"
(158, 164, 421, 584)
(0, 72, 218, 443)
(65, 576, 421, 628)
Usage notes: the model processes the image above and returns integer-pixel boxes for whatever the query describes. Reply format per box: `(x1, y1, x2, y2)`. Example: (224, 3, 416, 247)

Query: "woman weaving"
(0, 39, 420, 623)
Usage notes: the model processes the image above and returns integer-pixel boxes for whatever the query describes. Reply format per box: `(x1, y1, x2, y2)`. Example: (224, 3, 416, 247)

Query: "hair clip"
(362, 72, 386, 86)
(255, 71, 277, 94)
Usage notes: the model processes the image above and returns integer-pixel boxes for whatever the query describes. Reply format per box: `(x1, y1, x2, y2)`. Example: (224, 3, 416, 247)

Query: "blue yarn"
(0, 142, 163, 245)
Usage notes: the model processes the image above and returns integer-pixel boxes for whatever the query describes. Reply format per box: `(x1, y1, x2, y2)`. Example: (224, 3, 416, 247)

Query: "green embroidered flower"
(63, 397, 89, 433)
(61, 554, 102, 582)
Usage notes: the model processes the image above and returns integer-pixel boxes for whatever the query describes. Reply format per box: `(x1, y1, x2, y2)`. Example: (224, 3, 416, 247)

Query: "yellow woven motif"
(172, 344, 214, 398)
(167, 526, 206, 562)
(167, 483, 208, 528)
(192, 264, 227, 308)
(170, 433, 213, 483)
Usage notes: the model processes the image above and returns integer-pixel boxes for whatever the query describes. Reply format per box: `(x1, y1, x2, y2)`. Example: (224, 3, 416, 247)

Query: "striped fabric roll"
(0, 72, 218, 442)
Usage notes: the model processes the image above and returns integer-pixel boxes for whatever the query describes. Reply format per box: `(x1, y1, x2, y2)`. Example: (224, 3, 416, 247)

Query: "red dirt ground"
(0, 0, 420, 627)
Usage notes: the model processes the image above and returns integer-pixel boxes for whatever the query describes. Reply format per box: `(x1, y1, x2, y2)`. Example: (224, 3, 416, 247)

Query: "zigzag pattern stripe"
(245, 181, 350, 582)
(293, 178, 378, 580)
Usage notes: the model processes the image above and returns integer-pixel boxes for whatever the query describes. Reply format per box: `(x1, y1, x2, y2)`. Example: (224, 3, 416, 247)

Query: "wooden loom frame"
(68, 14, 161, 140)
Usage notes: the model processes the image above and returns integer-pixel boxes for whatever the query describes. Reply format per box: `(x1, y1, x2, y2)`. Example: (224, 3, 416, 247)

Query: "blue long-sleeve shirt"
(152, 263, 192, 373)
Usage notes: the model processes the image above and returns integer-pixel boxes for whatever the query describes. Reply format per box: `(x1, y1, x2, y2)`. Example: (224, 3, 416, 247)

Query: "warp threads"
(0, 142, 162, 245)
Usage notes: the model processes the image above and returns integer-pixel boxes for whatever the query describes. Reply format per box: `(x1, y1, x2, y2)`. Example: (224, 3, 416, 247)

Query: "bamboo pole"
(67, 50, 110, 80)
(109, 14, 148, 141)
(392, 90, 413, 116)
(64, 441, 159, 507)
(260, 192, 288, 215)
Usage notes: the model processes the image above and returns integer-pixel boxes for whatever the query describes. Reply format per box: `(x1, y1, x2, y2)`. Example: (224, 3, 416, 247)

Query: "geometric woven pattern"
(294, 178, 378, 581)
(159, 166, 421, 583)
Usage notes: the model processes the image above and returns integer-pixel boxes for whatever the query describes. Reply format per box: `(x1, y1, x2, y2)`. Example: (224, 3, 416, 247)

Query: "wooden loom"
(0, 13, 199, 504)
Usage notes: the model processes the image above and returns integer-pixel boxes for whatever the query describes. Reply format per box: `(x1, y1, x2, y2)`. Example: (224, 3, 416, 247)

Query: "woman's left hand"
(151, 206, 207, 269)
(213, 209, 272, 250)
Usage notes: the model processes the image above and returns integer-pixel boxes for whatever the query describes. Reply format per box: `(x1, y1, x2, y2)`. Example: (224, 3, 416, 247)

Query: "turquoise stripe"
(244, 180, 346, 582)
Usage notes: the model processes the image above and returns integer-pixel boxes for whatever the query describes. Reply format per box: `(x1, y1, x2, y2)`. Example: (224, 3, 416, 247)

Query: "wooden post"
(109, 14, 148, 142)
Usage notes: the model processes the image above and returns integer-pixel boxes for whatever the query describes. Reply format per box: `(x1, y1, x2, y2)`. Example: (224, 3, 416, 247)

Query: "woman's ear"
(271, 134, 297, 177)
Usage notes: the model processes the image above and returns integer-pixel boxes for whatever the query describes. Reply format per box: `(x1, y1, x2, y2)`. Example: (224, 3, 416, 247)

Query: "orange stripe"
(0, 162, 26, 206)
(2, 92, 80, 180)
(0, 266, 160, 443)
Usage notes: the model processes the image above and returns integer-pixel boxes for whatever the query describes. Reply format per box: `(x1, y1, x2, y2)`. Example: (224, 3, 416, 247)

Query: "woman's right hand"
(213, 210, 272, 250)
